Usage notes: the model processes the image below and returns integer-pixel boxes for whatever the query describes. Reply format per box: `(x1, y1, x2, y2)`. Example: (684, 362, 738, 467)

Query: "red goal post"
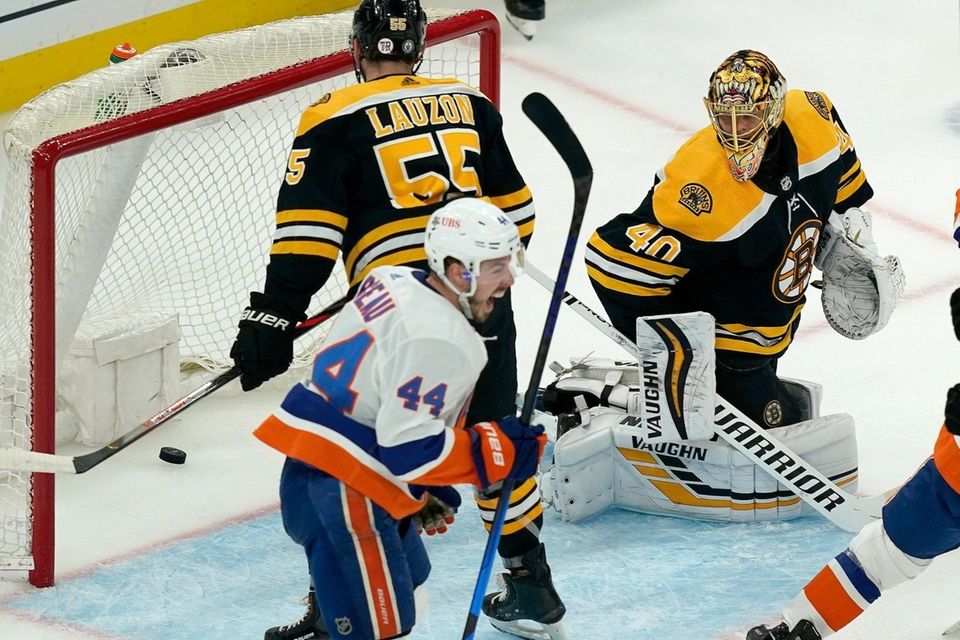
(0, 8, 500, 587)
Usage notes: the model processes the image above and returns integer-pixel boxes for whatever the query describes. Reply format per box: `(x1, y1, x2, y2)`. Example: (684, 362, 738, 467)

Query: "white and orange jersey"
(953, 188, 960, 246)
(255, 265, 489, 518)
(781, 423, 960, 637)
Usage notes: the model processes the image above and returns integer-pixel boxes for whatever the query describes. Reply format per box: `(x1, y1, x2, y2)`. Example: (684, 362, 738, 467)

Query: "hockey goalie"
(538, 312, 862, 524)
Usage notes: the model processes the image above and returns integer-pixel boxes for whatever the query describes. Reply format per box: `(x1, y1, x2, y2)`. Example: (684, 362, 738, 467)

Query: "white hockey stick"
(526, 262, 883, 532)
(944, 618, 960, 637)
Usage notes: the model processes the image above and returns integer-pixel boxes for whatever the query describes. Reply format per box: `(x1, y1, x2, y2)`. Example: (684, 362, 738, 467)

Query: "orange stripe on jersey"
(342, 486, 401, 639)
(410, 428, 482, 487)
(802, 564, 863, 632)
(933, 424, 960, 494)
(254, 416, 425, 519)
(256, 415, 487, 510)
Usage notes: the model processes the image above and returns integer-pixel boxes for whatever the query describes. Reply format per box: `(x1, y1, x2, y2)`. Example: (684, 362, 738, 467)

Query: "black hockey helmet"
(351, 0, 427, 63)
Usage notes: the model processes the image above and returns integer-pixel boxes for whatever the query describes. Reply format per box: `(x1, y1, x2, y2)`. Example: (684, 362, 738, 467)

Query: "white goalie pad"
(634, 312, 716, 442)
(541, 409, 859, 524)
(546, 312, 715, 444)
(815, 208, 905, 340)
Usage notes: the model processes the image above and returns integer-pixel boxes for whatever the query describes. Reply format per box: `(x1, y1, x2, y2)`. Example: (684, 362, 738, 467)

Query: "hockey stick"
(943, 618, 960, 637)
(524, 262, 884, 532)
(0, 295, 349, 475)
(461, 92, 591, 640)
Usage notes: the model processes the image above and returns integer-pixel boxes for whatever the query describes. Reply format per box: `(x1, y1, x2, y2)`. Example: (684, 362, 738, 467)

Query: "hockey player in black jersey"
(229, 1, 565, 638)
(586, 50, 904, 431)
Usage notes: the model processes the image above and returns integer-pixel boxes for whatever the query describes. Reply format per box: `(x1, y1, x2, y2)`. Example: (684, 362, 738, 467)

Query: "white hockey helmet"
(424, 197, 524, 316)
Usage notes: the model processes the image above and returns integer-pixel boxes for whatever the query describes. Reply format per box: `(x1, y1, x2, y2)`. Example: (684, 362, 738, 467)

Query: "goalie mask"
(424, 198, 524, 320)
(704, 50, 786, 182)
(351, 0, 427, 80)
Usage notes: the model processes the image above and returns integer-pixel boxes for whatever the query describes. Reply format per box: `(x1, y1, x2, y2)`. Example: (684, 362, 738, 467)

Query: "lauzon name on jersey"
(366, 94, 476, 137)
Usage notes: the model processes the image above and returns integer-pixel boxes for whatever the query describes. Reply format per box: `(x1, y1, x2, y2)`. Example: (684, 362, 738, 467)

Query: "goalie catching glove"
(230, 292, 305, 391)
(469, 416, 546, 490)
(815, 208, 905, 339)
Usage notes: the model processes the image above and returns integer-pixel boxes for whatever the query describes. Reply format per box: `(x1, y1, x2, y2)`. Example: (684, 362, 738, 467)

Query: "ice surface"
(2, 1, 960, 638)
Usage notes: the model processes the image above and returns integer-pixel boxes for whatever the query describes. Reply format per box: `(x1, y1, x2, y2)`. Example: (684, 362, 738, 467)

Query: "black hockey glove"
(946, 384, 960, 435)
(951, 288, 960, 342)
(230, 292, 304, 391)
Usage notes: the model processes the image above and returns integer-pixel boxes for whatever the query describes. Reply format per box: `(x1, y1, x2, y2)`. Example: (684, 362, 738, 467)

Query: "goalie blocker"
(538, 312, 859, 524)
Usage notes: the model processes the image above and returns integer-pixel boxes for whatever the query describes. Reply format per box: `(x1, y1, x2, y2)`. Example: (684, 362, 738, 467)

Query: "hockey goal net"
(0, 8, 500, 587)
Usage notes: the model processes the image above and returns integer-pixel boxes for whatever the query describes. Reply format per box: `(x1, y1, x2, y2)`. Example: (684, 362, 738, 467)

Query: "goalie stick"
(461, 92, 591, 640)
(524, 262, 884, 533)
(0, 295, 349, 475)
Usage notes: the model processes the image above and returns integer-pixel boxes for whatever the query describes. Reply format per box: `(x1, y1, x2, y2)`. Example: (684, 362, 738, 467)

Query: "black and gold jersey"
(264, 74, 534, 313)
(587, 89, 872, 357)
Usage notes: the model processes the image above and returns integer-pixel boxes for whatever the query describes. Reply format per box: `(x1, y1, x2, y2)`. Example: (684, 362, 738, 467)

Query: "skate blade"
(489, 617, 570, 640)
(505, 13, 538, 40)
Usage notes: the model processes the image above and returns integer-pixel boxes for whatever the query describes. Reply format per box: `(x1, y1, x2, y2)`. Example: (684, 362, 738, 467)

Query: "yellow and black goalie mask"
(703, 50, 786, 182)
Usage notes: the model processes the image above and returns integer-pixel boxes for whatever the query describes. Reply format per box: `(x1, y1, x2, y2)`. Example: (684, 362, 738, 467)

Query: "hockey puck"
(159, 447, 187, 465)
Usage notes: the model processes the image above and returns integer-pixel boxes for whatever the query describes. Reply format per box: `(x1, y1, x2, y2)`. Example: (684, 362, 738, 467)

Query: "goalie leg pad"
(543, 411, 859, 523)
(540, 411, 618, 523)
(635, 312, 716, 442)
(544, 310, 717, 444)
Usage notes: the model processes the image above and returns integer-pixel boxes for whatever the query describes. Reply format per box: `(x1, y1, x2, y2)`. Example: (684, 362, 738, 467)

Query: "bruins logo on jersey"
(804, 91, 831, 120)
(773, 219, 821, 303)
(678, 183, 713, 216)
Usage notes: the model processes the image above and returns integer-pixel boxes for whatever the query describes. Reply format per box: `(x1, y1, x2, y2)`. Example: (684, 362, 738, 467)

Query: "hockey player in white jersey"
(744, 288, 960, 640)
(253, 198, 547, 639)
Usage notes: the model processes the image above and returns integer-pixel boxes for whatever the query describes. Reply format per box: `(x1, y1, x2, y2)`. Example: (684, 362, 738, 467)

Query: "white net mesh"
(0, 8, 493, 579)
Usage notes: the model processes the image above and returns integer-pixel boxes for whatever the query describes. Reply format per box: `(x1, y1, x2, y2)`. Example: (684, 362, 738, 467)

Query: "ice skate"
(483, 543, 567, 639)
(745, 620, 820, 640)
(264, 587, 329, 640)
(504, 0, 544, 40)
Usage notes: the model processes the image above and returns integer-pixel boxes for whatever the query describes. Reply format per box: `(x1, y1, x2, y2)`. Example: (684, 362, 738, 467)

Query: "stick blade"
(522, 92, 592, 181)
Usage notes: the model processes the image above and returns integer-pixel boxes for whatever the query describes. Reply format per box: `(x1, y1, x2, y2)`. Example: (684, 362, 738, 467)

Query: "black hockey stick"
(0, 295, 349, 474)
(523, 262, 884, 532)
(462, 92, 592, 640)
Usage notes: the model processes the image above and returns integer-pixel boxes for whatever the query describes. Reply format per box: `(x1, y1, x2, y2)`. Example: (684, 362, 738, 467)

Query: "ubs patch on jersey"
(678, 183, 713, 216)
